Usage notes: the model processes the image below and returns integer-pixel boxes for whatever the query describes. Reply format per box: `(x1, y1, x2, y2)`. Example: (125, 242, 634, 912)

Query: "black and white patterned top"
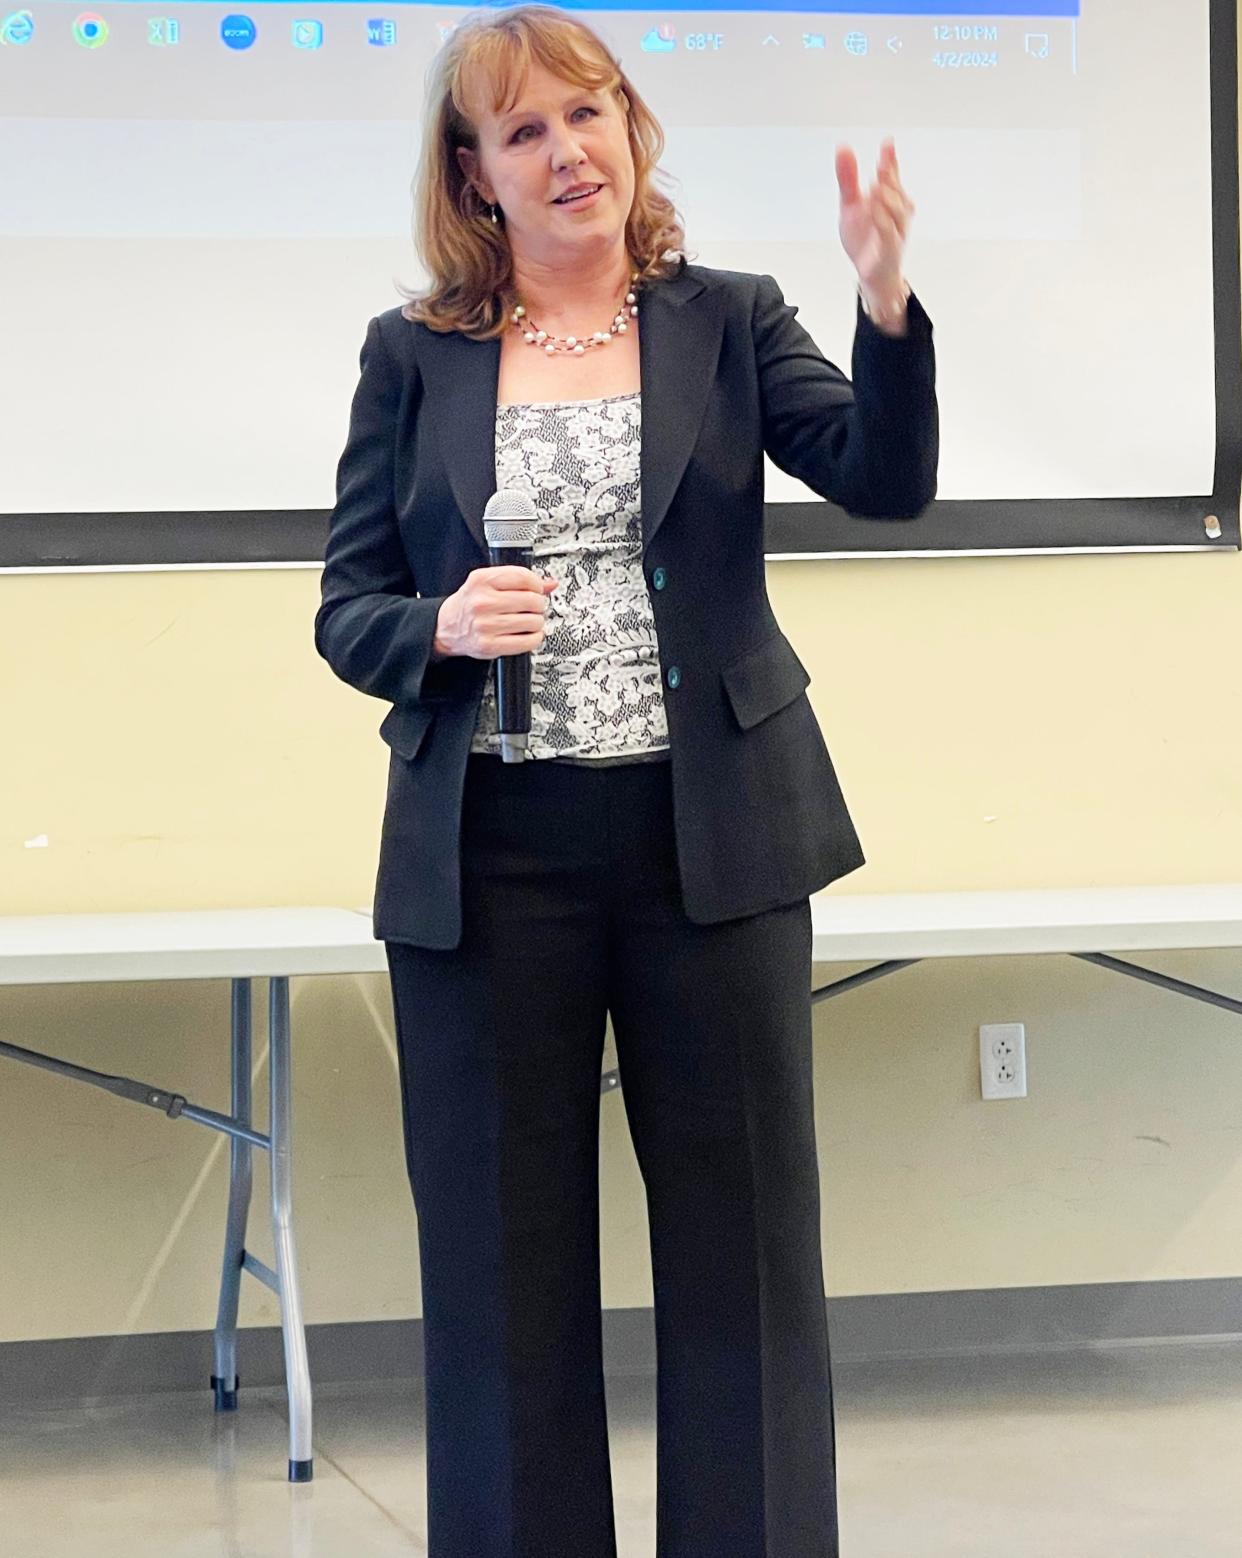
(469, 391, 671, 766)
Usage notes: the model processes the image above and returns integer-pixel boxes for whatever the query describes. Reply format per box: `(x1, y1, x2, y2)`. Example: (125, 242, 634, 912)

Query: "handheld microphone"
(482, 489, 541, 764)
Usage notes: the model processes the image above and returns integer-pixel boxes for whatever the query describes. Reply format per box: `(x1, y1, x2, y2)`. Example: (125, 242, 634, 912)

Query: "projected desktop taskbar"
(0, 4, 1081, 62)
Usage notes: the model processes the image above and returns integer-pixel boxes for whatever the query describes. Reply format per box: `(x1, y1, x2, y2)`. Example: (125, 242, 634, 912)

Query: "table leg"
(269, 975, 314, 1483)
(211, 978, 253, 1412)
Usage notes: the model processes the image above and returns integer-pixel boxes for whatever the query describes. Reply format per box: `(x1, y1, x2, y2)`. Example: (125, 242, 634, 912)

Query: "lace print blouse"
(469, 391, 670, 766)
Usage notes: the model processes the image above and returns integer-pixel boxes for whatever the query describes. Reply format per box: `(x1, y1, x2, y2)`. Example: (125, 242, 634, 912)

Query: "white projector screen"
(0, 0, 1238, 564)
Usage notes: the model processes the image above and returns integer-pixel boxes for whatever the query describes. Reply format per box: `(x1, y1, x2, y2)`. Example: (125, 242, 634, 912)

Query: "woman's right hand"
(432, 566, 558, 660)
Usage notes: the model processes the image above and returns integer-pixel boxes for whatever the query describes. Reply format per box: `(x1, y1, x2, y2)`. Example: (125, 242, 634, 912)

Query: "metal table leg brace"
(0, 975, 313, 1483)
(807, 951, 1242, 1030)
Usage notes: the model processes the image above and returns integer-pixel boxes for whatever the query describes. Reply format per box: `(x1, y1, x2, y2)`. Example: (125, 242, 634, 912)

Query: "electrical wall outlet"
(980, 1022, 1028, 1100)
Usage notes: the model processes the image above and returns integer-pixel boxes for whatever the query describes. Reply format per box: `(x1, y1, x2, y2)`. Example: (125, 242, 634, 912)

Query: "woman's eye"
(511, 107, 595, 143)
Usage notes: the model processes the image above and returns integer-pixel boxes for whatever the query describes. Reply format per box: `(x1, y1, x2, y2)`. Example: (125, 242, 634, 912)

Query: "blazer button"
(666, 665, 681, 689)
(652, 567, 667, 590)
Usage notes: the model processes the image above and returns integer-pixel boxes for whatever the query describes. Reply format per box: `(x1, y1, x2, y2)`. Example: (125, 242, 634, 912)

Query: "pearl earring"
(489, 203, 499, 225)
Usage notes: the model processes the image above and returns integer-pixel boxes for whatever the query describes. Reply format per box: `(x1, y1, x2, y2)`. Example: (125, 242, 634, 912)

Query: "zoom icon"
(73, 12, 108, 47)
(220, 13, 256, 49)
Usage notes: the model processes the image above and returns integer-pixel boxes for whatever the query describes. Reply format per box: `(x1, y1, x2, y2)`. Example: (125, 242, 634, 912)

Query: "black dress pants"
(385, 752, 839, 1558)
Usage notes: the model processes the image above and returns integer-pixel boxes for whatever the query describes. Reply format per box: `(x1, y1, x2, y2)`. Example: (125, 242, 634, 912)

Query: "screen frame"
(2, 0, 1238, 569)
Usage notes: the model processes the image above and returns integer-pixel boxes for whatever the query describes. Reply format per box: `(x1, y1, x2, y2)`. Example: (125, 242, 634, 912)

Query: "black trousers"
(385, 753, 839, 1558)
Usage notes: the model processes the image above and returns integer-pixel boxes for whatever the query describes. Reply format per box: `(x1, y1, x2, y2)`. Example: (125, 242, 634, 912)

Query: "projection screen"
(0, 0, 1238, 567)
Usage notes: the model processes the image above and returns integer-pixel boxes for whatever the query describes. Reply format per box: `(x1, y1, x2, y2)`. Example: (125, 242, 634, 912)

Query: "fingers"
(479, 582, 548, 654)
(835, 145, 861, 204)
(876, 160, 910, 202)
(870, 178, 915, 240)
(841, 139, 915, 223)
(456, 565, 556, 657)
(489, 618, 544, 643)
(876, 140, 911, 199)
(476, 568, 555, 610)
(490, 607, 549, 656)
(872, 204, 902, 248)
(448, 563, 561, 654)
(470, 575, 548, 615)
(495, 640, 544, 659)
(488, 565, 546, 589)
(504, 592, 549, 616)
(498, 612, 546, 631)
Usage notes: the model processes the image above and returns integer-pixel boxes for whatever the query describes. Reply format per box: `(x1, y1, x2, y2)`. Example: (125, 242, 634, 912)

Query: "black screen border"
(3, 0, 1238, 568)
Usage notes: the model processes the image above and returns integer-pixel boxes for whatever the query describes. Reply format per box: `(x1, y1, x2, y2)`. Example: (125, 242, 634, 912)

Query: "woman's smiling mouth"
(553, 183, 604, 206)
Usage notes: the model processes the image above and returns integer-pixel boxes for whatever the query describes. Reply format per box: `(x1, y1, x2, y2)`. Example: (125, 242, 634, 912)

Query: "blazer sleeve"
(753, 273, 938, 520)
(313, 315, 448, 706)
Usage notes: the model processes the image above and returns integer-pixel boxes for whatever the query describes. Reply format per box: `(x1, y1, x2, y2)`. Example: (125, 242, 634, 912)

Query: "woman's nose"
(548, 130, 587, 171)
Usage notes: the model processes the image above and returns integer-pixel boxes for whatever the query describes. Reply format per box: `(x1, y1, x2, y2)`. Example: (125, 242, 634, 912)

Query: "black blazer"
(315, 262, 938, 949)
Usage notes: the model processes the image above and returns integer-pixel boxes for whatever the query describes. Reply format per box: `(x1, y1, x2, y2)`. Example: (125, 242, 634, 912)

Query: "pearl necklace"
(510, 271, 640, 357)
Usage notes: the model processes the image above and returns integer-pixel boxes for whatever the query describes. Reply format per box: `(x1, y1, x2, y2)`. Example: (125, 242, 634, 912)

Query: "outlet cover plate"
(980, 1022, 1028, 1100)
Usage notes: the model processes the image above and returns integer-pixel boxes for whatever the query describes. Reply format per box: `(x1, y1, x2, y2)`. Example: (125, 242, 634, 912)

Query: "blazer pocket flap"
(379, 702, 435, 760)
(721, 632, 811, 731)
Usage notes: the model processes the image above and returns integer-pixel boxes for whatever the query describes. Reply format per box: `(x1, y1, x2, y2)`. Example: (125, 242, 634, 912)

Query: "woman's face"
(457, 61, 636, 270)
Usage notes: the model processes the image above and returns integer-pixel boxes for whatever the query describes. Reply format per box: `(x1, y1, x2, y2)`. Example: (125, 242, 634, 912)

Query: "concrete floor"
(2, 1341, 1241, 1556)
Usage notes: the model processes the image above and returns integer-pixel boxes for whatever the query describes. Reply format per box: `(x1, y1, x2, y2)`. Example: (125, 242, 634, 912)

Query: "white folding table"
(805, 882, 1242, 1015)
(3, 887, 1241, 1482)
(604, 883, 1242, 1087)
(0, 907, 387, 1483)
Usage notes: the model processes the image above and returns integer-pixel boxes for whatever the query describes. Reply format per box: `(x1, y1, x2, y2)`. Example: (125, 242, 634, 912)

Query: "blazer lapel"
(417, 326, 500, 556)
(415, 266, 727, 558)
(638, 267, 726, 554)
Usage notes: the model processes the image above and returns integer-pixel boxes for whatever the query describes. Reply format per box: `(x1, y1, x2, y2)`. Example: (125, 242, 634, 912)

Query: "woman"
(314, 6, 937, 1555)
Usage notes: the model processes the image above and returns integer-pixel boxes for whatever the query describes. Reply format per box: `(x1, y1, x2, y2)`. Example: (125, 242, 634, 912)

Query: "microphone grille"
(483, 488, 539, 547)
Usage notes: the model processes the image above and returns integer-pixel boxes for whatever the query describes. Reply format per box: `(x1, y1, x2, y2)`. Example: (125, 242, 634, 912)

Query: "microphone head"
(483, 488, 539, 548)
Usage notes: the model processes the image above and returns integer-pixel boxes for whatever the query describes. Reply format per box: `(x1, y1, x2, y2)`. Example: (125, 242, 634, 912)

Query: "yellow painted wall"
(2, 76, 1241, 1345)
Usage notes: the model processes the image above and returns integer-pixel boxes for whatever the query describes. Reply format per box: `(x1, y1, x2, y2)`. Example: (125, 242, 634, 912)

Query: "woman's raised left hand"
(835, 138, 914, 296)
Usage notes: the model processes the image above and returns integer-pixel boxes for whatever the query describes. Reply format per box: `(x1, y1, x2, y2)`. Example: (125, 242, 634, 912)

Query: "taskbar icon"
(0, 9, 35, 45)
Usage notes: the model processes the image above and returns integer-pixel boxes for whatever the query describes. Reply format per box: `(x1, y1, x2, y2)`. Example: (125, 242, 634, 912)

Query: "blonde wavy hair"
(399, 4, 688, 339)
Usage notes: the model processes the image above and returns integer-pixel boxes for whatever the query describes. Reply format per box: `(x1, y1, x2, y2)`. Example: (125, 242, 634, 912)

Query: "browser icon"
(292, 18, 323, 49)
(73, 12, 108, 47)
(1, 9, 35, 44)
